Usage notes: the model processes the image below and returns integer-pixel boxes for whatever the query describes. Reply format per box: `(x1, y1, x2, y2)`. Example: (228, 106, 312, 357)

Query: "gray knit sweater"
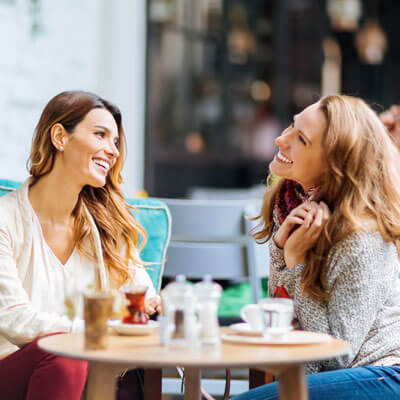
(269, 229, 400, 374)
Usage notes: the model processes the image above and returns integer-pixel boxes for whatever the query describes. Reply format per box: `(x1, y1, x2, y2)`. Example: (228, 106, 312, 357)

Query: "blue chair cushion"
(126, 198, 171, 292)
(0, 179, 22, 195)
(0, 180, 170, 293)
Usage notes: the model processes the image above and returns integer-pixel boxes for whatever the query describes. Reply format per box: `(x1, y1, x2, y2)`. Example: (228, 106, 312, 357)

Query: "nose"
(275, 128, 291, 148)
(275, 133, 287, 148)
(105, 139, 120, 160)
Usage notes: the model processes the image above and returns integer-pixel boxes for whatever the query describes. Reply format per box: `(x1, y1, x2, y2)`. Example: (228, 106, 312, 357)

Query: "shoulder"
(332, 230, 393, 258)
(0, 182, 33, 244)
(0, 189, 21, 223)
(0, 189, 25, 251)
(326, 230, 398, 282)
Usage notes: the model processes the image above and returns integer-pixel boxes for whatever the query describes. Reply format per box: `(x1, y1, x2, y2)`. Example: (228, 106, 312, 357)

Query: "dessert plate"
(222, 330, 332, 345)
(108, 320, 159, 336)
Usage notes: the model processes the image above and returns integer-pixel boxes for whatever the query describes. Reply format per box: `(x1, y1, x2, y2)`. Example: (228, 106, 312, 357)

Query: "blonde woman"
(234, 95, 400, 400)
(0, 91, 160, 400)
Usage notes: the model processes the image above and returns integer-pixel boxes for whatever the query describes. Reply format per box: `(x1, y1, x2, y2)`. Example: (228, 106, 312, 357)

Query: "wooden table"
(38, 328, 349, 400)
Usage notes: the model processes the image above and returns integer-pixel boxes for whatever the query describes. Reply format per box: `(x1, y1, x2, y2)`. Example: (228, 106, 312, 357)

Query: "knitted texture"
(269, 217, 400, 374)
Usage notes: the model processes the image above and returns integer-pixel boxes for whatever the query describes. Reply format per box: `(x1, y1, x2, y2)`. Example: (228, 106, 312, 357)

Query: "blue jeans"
(232, 366, 400, 400)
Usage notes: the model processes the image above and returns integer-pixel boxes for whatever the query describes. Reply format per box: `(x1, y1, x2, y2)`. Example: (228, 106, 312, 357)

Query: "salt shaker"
(194, 275, 222, 347)
(162, 275, 196, 348)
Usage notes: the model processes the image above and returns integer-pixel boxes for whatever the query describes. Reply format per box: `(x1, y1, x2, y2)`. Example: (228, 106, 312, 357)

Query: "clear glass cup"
(259, 298, 294, 338)
(121, 285, 148, 324)
(83, 291, 114, 350)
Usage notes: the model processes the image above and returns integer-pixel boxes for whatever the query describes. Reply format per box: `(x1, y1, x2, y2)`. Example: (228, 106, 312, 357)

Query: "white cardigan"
(0, 181, 156, 359)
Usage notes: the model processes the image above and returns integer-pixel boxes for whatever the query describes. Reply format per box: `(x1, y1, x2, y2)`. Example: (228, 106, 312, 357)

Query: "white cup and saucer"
(231, 298, 294, 339)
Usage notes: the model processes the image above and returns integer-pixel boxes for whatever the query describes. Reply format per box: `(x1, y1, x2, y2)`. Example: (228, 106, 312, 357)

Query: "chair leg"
(249, 369, 274, 389)
(144, 368, 162, 400)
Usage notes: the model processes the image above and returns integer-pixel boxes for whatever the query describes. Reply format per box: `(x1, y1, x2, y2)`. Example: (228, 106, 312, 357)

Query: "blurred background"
(2, 0, 399, 198)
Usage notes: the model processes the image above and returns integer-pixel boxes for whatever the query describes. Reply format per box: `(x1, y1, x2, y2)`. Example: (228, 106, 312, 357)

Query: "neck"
(28, 167, 83, 225)
(300, 183, 319, 199)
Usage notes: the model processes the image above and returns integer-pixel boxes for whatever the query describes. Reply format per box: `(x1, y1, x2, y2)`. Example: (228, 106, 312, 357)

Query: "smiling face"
(269, 102, 328, 191)
(59, 108, 120, 188)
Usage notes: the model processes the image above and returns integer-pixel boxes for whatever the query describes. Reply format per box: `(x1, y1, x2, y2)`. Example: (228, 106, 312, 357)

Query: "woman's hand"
(283, 202, 330, 268)
(145, 295, 162, 316)
(274, 202, 316, 248)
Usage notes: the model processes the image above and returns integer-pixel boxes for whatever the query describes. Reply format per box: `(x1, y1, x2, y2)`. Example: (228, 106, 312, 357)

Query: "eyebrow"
(94, 124, 110, 132)
(293, 116, 312, 144)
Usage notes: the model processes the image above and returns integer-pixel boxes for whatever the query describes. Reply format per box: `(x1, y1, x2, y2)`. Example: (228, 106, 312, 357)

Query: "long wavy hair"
(253, 95, 400, 301)
(28, 91, 147, 288)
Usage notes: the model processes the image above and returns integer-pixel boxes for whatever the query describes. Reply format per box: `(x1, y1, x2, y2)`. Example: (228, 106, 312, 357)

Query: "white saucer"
(229, 323, 292, 337)
(222, 330, 332, 346)
(229, 323, 263, 336)
(108, 320, 159, 336)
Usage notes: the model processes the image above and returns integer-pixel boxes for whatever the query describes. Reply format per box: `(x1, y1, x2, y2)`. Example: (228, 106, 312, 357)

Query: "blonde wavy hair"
(28, 91, 147, 288)
(253, 95, 400, 301)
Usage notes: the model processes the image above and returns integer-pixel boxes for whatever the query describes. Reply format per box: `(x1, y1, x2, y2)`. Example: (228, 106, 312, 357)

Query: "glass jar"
(194, 275, 222, 347)
(162, 275, 198, 349)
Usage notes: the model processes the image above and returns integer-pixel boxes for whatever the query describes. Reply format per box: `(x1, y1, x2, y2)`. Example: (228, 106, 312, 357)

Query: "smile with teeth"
(276, 150, 293, 164)
(93, 158, 110, 171)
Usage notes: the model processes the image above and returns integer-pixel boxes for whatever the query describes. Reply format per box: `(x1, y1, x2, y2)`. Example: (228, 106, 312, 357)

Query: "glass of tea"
(122, 285, 149, 324)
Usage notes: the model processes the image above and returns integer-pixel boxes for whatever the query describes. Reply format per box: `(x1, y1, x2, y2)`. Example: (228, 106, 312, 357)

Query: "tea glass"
(122, 285, 148, 324)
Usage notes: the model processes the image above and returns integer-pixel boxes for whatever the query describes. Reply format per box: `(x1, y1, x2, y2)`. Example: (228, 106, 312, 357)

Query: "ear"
(50, 123, 68, 151)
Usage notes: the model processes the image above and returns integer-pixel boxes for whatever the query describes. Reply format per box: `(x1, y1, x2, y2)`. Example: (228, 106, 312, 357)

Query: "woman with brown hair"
(234, 95, 400, 400)
(0, 91, 160, 399)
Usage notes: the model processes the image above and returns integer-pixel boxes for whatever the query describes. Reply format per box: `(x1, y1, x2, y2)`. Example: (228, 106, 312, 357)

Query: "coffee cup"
(241, 298, 294, 337)
(240, 304, 264, 332)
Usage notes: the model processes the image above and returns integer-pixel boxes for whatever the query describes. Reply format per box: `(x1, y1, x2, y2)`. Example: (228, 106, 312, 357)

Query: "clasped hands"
(274, 201, 330, 268)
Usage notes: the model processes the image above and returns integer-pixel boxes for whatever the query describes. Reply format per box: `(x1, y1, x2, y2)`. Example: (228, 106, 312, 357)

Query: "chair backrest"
(126, 198, 171, 292)
(0, 179, 22, 195)
(189, 185, 265, 201)
(160, 198, 269, 302)
(0, 179, 171, 293)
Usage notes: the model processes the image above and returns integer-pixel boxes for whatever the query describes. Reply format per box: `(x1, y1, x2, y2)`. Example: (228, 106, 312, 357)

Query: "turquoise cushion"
(0, 179, 22, 195)
(126, 198, 171, 292)
(0, 180, 170, 293)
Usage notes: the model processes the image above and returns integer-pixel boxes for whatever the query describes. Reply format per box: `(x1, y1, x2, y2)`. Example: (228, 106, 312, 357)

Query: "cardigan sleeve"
(119, 246, 157, 299)
(0, 228, 72, 346)
(126, 265, 157, 299)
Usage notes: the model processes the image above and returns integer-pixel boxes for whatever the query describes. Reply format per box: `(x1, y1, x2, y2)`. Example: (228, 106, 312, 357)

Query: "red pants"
(0, 334, 88, 400)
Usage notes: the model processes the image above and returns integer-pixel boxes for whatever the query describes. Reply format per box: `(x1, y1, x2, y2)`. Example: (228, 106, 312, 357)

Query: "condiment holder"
(160, 274, 222, 350)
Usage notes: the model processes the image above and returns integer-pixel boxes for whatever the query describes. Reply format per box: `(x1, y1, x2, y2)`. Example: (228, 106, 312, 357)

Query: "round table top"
(38, 328, 349, 369)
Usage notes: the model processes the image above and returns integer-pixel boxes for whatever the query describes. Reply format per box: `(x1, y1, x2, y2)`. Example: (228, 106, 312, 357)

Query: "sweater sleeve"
(0, 229, 72, 346)
(268, 238, 287, 296)
(321, 234, 395, 370)
(278, 232, 395, 372)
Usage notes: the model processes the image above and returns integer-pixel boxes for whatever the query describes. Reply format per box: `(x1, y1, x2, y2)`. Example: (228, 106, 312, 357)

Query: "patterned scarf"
(274, 179, 318, 226)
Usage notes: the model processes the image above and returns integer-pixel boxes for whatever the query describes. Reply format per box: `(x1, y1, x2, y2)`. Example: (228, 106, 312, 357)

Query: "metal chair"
(161, 198, 269, 310)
